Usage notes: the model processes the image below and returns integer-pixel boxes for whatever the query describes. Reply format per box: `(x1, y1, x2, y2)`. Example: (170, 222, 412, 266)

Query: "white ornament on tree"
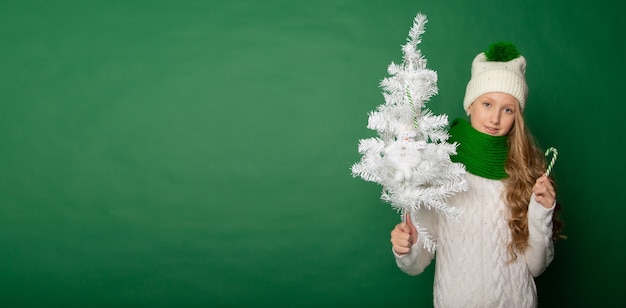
(384, 125, 424, 182)
(351, 13, 468, 252)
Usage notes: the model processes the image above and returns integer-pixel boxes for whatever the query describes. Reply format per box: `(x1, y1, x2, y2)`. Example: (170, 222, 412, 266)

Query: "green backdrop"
(1, 0, 624, 306)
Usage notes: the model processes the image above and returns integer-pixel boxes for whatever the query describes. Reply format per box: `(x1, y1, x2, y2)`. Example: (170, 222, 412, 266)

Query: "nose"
(489, 110, 500, 124)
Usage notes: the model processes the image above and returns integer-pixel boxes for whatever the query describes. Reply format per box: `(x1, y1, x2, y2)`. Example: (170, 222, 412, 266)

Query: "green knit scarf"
(448, 118, 509, 180)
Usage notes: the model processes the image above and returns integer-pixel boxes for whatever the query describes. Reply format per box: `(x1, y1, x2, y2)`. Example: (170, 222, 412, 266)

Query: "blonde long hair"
(504, 111, 563, 260)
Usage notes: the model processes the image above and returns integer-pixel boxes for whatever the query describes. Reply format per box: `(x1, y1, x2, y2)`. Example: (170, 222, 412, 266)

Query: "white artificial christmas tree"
(351, 13, 468, 252)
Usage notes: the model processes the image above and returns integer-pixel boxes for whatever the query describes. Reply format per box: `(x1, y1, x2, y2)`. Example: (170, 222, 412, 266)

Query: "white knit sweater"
(395, 173, 555, 307)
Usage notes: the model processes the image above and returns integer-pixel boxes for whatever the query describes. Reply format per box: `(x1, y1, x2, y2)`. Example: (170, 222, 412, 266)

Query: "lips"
(484, 126, 499, 134)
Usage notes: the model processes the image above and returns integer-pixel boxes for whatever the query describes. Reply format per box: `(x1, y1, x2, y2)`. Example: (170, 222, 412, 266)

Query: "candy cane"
(545, 147, 558, 177)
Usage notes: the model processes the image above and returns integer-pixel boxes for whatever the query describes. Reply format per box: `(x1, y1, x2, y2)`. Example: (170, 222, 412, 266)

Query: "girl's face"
(467, 92, 518, 136)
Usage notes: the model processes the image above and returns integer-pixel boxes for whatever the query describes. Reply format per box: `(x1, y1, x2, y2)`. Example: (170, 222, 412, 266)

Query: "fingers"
(536, 175, 555, 190)
(391, 213, 419, 255)
(534, 175, 557, 208)
(391, 222, 414, 255)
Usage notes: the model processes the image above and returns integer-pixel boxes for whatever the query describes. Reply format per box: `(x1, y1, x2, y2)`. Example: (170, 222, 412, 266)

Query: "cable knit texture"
(394, 174, 555, 307)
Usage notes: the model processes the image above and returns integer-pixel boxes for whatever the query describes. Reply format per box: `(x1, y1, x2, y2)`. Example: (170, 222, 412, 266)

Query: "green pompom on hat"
(484, 41, 521, 62)
(463, 42, 528, 111)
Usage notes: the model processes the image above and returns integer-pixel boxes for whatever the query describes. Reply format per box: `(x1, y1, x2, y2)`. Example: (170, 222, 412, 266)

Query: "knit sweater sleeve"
(523, 193, 555, 277)
(393, 238, 435, 275)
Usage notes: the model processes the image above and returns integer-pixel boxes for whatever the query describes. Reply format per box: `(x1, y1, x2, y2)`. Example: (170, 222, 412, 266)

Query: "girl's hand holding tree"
(391, 213, 418, 255)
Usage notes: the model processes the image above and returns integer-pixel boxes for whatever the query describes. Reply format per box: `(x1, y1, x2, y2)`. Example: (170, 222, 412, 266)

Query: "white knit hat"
(463, 45, 528, 111)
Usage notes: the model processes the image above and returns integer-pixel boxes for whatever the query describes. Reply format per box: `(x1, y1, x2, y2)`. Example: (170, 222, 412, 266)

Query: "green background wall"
(1, 0, 624, 306)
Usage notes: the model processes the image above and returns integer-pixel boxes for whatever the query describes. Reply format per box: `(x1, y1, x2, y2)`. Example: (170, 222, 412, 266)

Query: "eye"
(504, 107, 514, 113)
(482, 102, 491, 107)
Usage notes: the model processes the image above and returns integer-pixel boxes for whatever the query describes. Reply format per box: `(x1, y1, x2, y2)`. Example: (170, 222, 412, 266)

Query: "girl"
(390, 42, 563, 307)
